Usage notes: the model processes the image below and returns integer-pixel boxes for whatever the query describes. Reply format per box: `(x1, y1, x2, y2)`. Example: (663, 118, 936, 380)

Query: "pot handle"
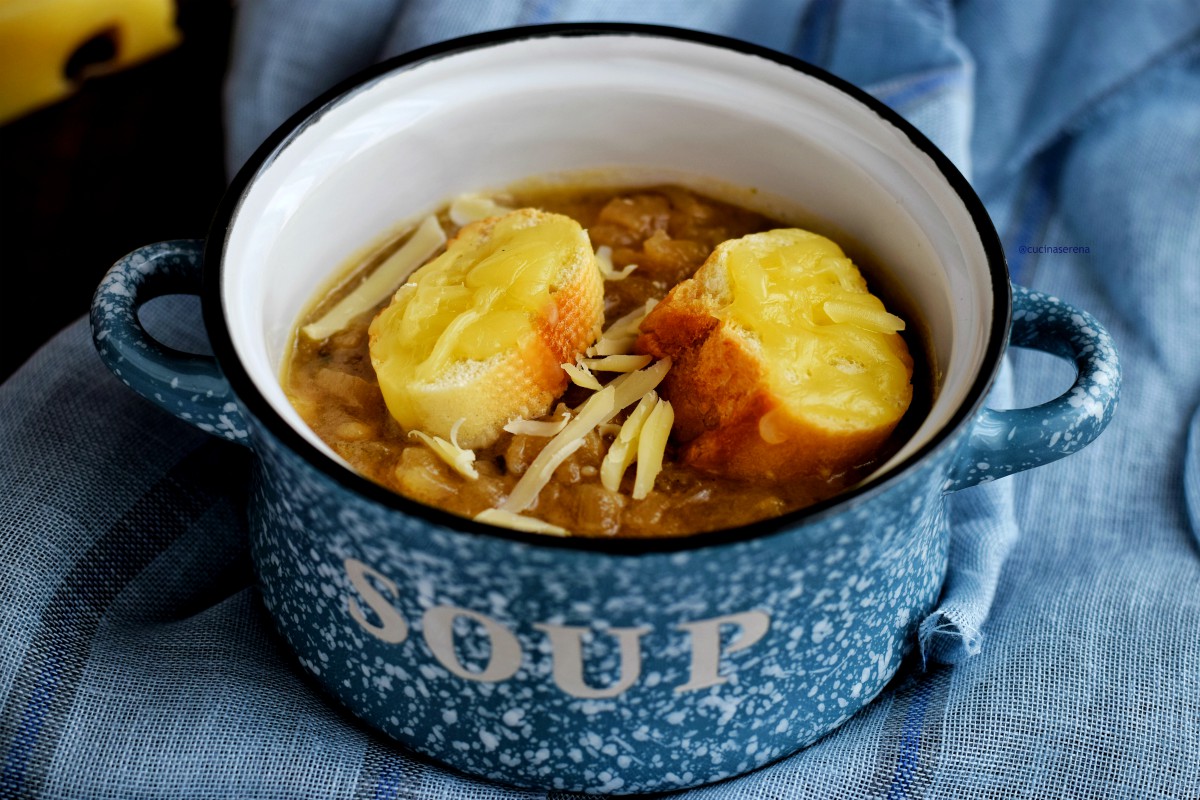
(90, 240, 252, 447)
(945, 283, 1119, 492)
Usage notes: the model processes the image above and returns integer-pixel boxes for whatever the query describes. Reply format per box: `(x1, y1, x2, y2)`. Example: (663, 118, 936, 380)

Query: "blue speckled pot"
(90, 25, 1119, 795)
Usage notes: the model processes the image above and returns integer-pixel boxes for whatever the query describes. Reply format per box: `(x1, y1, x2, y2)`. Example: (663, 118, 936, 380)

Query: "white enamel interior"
(223, 33, 994, 481)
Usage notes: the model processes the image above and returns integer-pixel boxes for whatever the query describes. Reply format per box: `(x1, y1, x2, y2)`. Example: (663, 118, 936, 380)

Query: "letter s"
(344, 557, 409, 644)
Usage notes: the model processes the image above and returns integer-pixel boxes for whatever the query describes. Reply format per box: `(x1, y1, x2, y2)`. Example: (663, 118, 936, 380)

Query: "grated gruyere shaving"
(475, 508, 569, 536)
(607, 298, 658, 337)
(599, 391, 658, 492)
(595, 245, 638, 281)
(822, 299, 906, 333)
(581, 354, 652, 373)
(562, 359, 602, 390)
(633, 399, 674, 500)
(588, 298, 658, 357)
(448, 193, 514, 227)
(606, 357, 671, 410)
(590, 337, 634, 357)
(503, 412, 572, 437)
(303, 215, 446, 341)
(501, 386, 617, 513)
(408, 419, 478, 479)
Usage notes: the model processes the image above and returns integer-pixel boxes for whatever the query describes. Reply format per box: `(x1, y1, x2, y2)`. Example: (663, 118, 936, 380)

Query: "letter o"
(422, 605, 522, 683)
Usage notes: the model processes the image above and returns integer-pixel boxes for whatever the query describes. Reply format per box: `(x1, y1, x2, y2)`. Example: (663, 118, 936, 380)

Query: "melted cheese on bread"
(636, 228, 913, 481)
(369, 208, 604, 449)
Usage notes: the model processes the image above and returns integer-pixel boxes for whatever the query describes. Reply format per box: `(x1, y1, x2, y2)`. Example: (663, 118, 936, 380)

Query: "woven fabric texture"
(4, 0, 1200, 798)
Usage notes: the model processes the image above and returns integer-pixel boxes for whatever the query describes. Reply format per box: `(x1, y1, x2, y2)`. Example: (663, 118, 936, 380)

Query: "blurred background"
(0, 0, 234, 381)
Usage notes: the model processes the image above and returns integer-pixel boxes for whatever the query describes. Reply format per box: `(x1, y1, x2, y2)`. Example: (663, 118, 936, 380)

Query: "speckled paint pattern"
(90, 240, 251, 444)
(249, 418, 954, 794)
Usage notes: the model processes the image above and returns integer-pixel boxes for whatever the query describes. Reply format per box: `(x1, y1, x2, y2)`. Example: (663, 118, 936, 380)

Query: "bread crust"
(636, 233, 913, 482)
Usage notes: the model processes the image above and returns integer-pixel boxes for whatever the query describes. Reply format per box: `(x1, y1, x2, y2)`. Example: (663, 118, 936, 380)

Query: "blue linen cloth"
(3, 0, 1199, 797)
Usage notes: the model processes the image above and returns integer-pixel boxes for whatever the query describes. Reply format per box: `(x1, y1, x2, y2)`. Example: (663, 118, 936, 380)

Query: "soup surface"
(284, 184, 920, 537)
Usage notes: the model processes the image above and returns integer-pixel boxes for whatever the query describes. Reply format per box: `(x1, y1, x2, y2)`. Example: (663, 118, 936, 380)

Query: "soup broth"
(283, 184, 928, 537)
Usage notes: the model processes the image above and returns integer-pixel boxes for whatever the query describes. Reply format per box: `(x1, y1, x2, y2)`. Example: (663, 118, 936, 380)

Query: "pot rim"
(202, 22, 1011, 555)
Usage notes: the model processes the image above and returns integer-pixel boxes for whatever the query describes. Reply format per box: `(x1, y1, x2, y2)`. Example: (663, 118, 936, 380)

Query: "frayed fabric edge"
(919, 609, 984, 667)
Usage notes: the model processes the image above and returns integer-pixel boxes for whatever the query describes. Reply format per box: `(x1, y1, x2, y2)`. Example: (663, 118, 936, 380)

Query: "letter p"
(675, 610, 771, 693)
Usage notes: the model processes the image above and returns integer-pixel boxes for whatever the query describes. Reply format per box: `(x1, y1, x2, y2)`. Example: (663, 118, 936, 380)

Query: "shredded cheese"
(475, 508, 569, 536)
(595, 245, 638, 281)
(448, 193, 513, 226)
(503, 413, 572, 437)
(600, 391, 657, 492)
(562, 359, 602, 390)
(498, 358, 673, 516)
(607, 298, 658, 336)
(822, 299, 906, 333)
(501, 386, 617, 513)
(633, 399, 674, 499)
(590, 337, 632, 357)
(408, 419, 478, 479)
(303, 215, 446, 341)
(608, 357, 671, 409)
(588, 298, 658, 356)
(581, 354, 652, 373)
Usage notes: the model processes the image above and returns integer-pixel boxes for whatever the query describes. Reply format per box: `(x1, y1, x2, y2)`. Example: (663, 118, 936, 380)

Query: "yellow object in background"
(0, 0, 180, 124)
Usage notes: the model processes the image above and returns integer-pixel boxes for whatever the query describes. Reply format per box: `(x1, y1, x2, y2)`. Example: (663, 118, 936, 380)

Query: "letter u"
(534, 623, 652, 699)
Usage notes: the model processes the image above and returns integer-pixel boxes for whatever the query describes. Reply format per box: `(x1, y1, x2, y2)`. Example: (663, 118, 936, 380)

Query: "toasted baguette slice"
(635, 228, 913, 481)
(369, 209, 604, 449)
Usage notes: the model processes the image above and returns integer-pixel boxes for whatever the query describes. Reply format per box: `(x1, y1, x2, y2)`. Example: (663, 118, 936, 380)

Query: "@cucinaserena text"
(1018, 244, 1090, 254)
